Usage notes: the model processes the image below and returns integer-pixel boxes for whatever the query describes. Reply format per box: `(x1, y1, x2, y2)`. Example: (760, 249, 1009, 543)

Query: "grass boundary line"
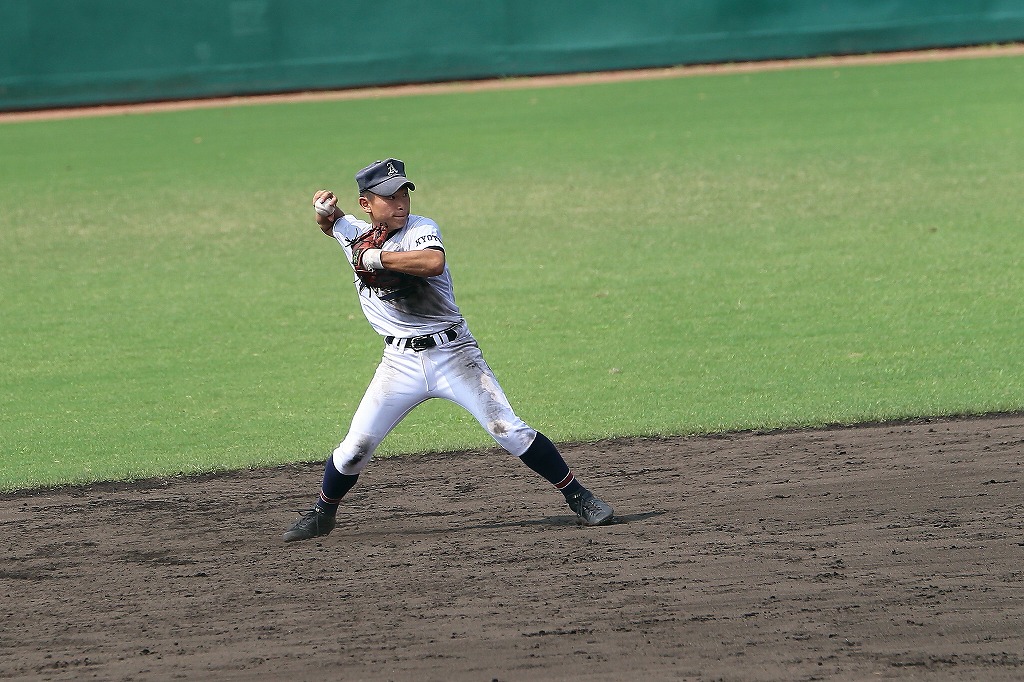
(3, 409, 1021, 497)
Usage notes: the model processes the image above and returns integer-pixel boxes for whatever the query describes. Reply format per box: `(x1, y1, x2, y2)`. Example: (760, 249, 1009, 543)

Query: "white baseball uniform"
(326, 213, 537, 476)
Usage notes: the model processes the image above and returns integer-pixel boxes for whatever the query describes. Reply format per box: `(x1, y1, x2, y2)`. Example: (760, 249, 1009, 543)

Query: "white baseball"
(314, 199, 335, 217)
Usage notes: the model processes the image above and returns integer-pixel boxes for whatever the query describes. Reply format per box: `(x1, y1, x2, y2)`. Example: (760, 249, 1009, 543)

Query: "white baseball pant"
(331, 325, 537, 475)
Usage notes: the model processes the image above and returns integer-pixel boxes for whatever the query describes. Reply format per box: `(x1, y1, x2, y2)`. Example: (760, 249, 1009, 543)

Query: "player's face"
(360, 187, 411, 228)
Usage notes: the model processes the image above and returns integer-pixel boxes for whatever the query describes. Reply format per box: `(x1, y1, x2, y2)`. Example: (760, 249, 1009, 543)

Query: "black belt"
(385, 326, 459, 352)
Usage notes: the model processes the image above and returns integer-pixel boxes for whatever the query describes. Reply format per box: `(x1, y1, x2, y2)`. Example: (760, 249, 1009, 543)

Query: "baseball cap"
(355, 158, 416, 196)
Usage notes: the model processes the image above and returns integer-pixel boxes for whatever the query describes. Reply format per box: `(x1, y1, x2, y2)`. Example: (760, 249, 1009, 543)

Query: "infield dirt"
(2, 414, 1022, 681)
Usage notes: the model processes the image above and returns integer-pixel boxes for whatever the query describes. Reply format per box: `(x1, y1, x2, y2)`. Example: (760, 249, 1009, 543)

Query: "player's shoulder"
(335, 214, 370, 240)
(402, 215, 444, 249)
(405, 214, 439, 232)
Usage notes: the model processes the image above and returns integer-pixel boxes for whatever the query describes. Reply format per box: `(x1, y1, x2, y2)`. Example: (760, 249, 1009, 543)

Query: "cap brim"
(366, 177, 415, 196)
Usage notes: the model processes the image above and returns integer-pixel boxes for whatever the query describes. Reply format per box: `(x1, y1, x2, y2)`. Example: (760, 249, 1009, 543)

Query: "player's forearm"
(318, 212, 342, 236)
(380, 249, 445, 277)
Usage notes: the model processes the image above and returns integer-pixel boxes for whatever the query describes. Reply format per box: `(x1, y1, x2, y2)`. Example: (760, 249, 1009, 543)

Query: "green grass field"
(2, 54, 1023, 490)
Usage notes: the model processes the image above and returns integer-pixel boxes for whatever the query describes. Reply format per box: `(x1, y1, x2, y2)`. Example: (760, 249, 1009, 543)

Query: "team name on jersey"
(415, 234, 442, 247)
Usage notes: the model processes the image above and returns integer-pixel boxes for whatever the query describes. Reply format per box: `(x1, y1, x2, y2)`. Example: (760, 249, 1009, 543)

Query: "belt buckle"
(410, 336, 431, 351)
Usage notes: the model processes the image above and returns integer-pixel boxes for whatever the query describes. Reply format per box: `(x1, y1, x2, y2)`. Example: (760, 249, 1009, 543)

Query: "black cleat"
(567, 490, 614, 526)
(282, 508, 336, 542)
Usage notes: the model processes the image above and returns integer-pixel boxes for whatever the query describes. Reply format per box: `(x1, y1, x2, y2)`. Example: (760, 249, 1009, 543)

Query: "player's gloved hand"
(349, 222, 407, 291)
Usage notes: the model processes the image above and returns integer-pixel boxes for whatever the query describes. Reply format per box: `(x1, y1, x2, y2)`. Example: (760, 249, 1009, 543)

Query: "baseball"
(314, 199, 336, 217)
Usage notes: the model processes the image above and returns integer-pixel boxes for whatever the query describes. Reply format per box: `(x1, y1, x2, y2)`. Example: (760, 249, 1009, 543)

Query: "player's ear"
(358, 194, 372, 215)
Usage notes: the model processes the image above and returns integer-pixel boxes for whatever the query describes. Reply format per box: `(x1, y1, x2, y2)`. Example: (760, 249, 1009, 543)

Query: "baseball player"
(283, 158, 614, 542)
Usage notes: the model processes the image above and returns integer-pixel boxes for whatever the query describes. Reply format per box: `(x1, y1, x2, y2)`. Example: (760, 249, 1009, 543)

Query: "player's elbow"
(422, 249, 445, 277)
(424, 263, 445, 277)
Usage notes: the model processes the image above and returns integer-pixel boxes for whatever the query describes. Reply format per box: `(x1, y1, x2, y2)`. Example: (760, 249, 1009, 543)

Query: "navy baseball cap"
(355, 158, 416, 196)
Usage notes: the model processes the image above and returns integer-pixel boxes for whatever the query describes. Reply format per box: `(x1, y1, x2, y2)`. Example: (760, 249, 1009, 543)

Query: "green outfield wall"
(2, 1, 1024, 111)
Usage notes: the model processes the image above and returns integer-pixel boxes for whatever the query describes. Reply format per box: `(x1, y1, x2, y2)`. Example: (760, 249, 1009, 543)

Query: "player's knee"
(486, 419, 513, 439)
(333, 436, 377, 475)
(492, 423, 536, 457)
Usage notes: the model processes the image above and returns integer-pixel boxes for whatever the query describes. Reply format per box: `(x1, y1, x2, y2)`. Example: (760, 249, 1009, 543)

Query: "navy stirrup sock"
(314, 456, 359, 516)
(519, 432, 584, 499)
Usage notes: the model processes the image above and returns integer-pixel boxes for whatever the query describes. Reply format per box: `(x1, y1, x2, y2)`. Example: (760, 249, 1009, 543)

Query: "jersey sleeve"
(332, 214, 368, 244)
(403, 216, 445, 251)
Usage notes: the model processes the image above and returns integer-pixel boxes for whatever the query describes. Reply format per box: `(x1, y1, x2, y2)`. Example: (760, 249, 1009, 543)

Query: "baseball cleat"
(567, 490, 614, 526)
(282, 508, 336, 542)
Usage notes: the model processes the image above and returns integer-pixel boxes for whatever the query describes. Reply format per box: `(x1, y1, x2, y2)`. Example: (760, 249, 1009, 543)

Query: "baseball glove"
(349, 222, 408, 291)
